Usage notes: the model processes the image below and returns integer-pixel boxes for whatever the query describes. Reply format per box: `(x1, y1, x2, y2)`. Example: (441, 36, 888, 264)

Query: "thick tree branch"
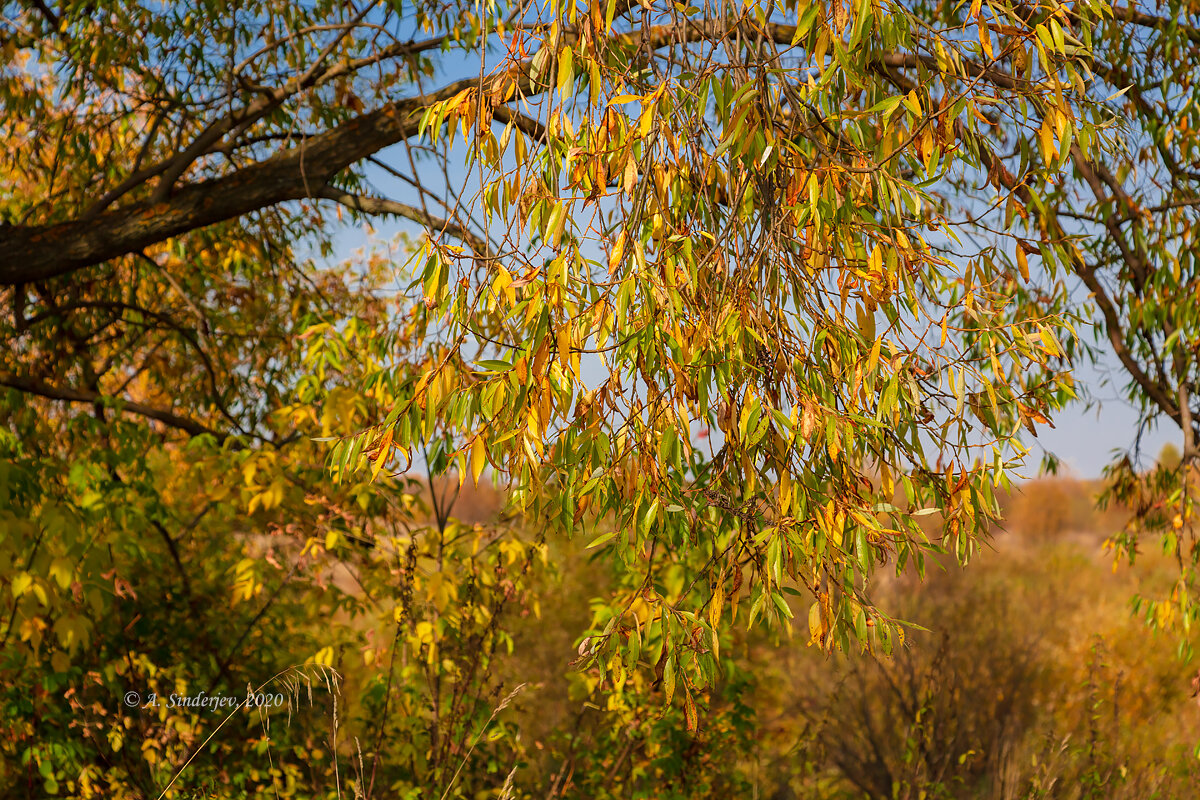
(0, 79, 472, 286)
(0, 18, 797, 286)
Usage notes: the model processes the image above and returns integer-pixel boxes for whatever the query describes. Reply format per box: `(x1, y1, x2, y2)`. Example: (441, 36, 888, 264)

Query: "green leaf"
(586, 530, 618, 549)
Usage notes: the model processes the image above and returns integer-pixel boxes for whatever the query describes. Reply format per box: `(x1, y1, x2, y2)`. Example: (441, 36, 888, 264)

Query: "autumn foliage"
(4, 0, 1200, 796)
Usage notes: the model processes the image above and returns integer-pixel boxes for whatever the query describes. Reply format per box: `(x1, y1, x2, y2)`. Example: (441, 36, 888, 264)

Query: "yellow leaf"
(827, 427, 841, 461)
(808, 602, 824, 645)
(623, 157, 638, 196)
(548, 202, 567, 246)
(491, 265, 516, 307)
(11, 572, 32, 598)
(1016, 245, 1029, 281)
(49, 558, 73, 590)
(868, 244, 884, 274)
(633, 238, 647, 273)
(556, 47, 574, 96)
(922, 125, 936, 172)
(470, 436, 487, 486)
(514, 127, 527, 165)
(857, 303, 876, 342)
(609, 230, 626, 275)
(447, 88, 472, 111)
(978, 20, 993, 60)
(638, 101, 656, 138)
(1038, 326, 1060, 357)
(904, 89, 922, 116)
(867, 332, 883, 372)
(1038, 117, 1057, 161)
(371, 427, 393, 480)
(557, 323, 573, 376)
(709, 579, 724, 629)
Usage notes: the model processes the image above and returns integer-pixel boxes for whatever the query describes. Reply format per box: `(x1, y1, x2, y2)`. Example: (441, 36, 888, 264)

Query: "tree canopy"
(2, 0, 1200, 795)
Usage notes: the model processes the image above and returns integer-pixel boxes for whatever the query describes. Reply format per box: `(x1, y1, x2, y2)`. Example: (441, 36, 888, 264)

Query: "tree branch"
(0, 372, 229, 441)
(955, 120, 1186, 430)
(317, 187, 492, 257)
(1109, 5, 1200, 43)
(0, 18, 801, 286)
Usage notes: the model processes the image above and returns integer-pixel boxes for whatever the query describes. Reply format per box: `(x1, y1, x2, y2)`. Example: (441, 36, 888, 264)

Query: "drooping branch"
(955, 113, 1189, 434)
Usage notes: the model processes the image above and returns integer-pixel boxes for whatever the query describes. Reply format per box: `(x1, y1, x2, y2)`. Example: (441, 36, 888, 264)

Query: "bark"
(0, 78, 476, 286)
(0, 18, 782, 286)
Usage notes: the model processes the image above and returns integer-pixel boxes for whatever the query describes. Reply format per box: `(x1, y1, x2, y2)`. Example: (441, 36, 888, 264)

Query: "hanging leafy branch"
(315, 0, 1108, 705)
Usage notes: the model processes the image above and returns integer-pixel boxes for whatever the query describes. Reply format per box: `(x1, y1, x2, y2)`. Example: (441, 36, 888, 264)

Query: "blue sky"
(1032, 352, 1175, 478)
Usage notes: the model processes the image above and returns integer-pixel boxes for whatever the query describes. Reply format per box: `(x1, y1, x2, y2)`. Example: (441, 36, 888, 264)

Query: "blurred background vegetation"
(6, 425, 1197, 798)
